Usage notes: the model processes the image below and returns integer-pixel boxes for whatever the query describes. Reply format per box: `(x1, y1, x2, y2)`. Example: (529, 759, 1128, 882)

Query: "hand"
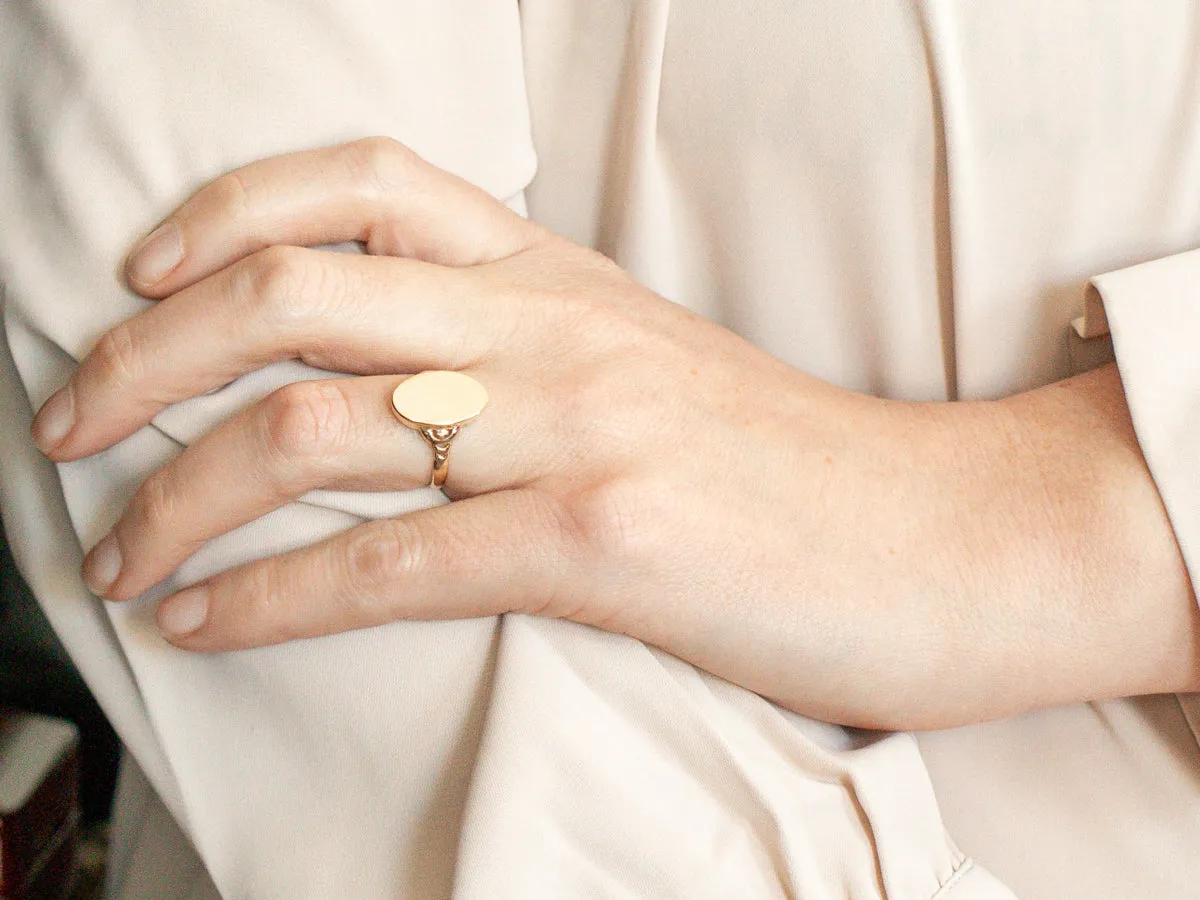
(33, 138, 1200, 729)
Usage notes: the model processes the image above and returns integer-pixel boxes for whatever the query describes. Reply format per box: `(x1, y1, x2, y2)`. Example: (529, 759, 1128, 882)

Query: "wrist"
(853, 374, 1199, 726)
(992, 367, 1200, 697)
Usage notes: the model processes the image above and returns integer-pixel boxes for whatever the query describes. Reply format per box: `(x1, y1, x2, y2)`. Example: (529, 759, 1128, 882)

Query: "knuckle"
(92, 322, 142, 387)
(208, 170, 254, 221)
(262, 380, 354, 462)
(527, 250, 626, 327)
(555, 365, 649, 453)
(244, 245, 317, 327)
(133, 469, 179, 533)
(540, 293, 594, 336)
(560, 477, 666, 563)
(343, 136, 417, 198)
(346, 519, 427, 589)
(238, 563, 285, 635)
(227, 560, 323, 647)
(568, 365, 618, 417)
(530, 267, 600, 328)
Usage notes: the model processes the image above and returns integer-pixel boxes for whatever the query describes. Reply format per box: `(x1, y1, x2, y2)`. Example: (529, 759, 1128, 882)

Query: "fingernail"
(127, 222, 183, 286)
(82, 532, 122, 595)
(159, 587, 208, 638)
(32, 386, 75, 453)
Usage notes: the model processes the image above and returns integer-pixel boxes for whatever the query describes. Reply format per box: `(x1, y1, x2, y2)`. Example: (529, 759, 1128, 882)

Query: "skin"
(30, 137, 1200, 730)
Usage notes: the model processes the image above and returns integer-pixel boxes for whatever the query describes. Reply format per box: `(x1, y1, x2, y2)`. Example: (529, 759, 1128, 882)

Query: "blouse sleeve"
(1085, 250, 1200, 594)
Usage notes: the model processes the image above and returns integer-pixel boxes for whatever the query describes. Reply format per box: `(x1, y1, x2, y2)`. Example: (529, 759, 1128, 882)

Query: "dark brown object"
(0, 710, 81, 900)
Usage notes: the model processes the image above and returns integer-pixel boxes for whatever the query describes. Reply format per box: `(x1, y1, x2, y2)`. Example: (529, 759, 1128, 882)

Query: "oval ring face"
(390, 370, 489, 429)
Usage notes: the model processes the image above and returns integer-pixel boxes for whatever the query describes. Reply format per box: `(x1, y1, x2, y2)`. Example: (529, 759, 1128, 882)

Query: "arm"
(36, 139, 1200, 730)
(857, 362, 1198, 728)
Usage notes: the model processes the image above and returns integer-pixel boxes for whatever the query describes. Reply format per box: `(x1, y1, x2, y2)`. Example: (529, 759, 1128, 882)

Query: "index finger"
(125, 137, 541, 297)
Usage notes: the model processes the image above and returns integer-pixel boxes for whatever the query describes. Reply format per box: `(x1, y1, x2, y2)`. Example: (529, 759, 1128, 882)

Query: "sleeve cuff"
(1087, 249, 1200, 595)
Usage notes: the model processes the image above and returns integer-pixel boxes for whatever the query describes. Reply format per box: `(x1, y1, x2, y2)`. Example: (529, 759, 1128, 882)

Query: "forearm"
(740, 362, 1199, 731)
(992, 364, 1198, 689)
(900, 363, 1199, 725)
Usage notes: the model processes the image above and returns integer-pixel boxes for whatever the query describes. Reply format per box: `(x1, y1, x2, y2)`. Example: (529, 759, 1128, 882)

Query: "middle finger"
(35, 246, 520, 461)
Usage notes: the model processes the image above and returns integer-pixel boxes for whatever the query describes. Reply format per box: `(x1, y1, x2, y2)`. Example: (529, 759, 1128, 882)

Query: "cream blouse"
(0, 1, 1197, 897)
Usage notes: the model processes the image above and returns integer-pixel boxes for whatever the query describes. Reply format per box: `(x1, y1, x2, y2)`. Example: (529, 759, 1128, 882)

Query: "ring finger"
(84, 371, 553, 602)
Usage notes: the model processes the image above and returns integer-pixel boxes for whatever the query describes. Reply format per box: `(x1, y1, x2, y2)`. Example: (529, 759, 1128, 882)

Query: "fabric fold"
(1089, 250, 1200, 597)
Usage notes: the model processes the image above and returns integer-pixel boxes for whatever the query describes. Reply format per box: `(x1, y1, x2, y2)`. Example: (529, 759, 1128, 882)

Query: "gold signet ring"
(390, 371, 489, 489)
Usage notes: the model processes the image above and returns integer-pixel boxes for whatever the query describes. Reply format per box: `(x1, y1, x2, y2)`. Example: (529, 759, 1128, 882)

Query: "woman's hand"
(32, 138, 1200, 729)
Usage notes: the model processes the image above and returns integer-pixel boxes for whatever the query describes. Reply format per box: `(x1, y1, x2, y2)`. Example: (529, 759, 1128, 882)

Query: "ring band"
(390, 371, 489, 488)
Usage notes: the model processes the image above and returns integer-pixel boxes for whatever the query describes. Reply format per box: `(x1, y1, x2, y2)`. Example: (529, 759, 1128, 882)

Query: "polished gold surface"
(390, 371, 488, 488)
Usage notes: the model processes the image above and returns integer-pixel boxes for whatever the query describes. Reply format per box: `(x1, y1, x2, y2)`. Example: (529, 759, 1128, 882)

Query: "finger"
(84, 373, 554, 602)
(125, 137, 543, 296)
(36, 247, 512, 461)
(153, 488, 573, 652)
